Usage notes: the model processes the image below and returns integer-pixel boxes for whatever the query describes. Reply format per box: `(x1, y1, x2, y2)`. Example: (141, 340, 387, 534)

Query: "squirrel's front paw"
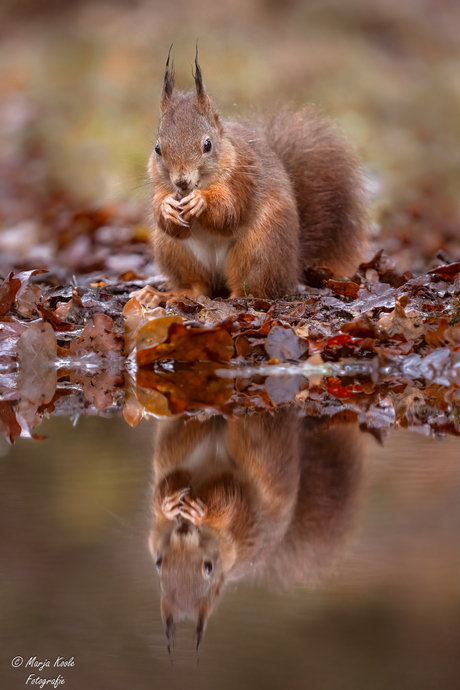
(180, 190, 207, 222)
(130, 285, 166, 308)
(161, 488, 190, 521)
(178, 494, 207, 525)
(161, 194, 190, 228)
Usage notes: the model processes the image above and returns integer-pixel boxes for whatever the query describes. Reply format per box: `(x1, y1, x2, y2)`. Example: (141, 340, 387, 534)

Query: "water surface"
(1, 412, 459, 690)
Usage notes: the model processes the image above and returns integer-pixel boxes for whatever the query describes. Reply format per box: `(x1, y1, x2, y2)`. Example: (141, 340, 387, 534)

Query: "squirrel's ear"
(160, 46, 175, 113)
(161, 598, 176, 655)
(194, 50, 208, 113)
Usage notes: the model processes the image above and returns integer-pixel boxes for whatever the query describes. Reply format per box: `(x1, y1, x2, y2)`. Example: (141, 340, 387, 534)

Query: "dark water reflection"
(1, 413, 460, 689)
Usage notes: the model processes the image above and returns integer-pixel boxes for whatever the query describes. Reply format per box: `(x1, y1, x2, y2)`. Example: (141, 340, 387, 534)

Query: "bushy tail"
(262, 105, 368, 278)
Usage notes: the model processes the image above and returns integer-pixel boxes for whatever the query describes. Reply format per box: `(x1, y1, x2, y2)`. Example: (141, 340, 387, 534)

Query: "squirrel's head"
(151, 516, 235, 652)
(150, 50, 225, 198)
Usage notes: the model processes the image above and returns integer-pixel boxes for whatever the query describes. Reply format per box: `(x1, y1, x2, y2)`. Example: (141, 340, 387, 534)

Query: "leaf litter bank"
(1, 247, 460, 443)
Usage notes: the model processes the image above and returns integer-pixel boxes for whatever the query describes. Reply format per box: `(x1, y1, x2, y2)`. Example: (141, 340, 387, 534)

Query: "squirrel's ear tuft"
(161, 598, 176, 655)
(195, 605, 208, 652)
(194, 49, 208, 113)
(160, 45, 175, 113)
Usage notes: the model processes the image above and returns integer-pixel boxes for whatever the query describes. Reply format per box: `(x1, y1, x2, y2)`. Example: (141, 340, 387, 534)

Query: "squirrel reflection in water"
(149, 410, 363, 650)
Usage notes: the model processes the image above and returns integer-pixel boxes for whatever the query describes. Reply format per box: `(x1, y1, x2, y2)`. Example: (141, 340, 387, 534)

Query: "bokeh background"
(1, 0, 460, 275)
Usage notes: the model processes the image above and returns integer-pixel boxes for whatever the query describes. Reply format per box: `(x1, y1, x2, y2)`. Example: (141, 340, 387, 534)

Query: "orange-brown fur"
(150, 411, 363, 648)
(141, 55, 367, 306)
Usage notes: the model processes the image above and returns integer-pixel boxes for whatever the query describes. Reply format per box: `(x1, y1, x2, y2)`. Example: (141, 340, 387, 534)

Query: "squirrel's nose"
(175, 178, 190, 192)
(176, 520, 191, 535)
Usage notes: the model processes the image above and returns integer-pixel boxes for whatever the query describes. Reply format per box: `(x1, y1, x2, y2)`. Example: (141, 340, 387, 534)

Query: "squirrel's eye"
(155, 143, 162, 156)
(204, 561, 213, 576)
(156, 558, 162, 572)
(203, 138, 212, 153)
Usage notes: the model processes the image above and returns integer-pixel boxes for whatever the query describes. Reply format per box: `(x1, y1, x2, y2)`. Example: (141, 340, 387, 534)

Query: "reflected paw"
(178, 495, 207, 524)
(162, 487, 190, 520)
(130, 285, 166, 309)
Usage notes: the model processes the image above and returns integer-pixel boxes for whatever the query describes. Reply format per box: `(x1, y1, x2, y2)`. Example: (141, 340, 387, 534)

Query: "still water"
(1, 410, 460, 690)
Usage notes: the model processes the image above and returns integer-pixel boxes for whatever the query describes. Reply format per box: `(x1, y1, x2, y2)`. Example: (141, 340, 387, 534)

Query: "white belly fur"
(181, 428, 233, 486)
(183, 221, 232, 278)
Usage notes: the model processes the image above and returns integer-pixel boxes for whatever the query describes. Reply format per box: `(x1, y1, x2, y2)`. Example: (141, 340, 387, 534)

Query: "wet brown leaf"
(122, 297, 166, 354)
(325, 279, 361, 299)
(424, 318, 450, 348)
(444, 323, 460, 348)
(0, 273, 21, 317)
(137, 321, 234, 365)
(136, 315, 185, 352)
(428, 262, 460, 282)
(69, 314, 123, 356)
(377, 298, 425, 340)
(264, 325, 308, 362)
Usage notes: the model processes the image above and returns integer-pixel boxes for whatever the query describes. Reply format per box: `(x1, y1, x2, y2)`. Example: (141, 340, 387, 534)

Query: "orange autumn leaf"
(325, 279, 361, 299)
(136, 321, 234, 365)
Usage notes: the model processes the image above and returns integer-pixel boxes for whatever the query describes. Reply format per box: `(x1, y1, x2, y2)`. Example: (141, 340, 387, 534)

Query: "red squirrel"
(135, 52, 367, 306)
(150, 411, 363, 650)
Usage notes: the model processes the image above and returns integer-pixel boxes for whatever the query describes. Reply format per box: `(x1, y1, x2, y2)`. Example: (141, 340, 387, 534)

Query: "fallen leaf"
(0, 273, 21, 317)
(424, 318, 450, 348)
(377, 299, 425, 340)
(428, 262, 460, 282)
(264, 325, 308, 362)
(137, 321, 234, 365)
(122, 296, 166, 354)
(136, 315, 185, 352)
(70, 314, 123, 356)
(325, 280, 361, 299)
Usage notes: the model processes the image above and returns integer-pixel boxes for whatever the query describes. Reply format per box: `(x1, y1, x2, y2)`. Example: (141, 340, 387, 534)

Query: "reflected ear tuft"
(196, 605, 208, 652)
(161, 598, 176, 655)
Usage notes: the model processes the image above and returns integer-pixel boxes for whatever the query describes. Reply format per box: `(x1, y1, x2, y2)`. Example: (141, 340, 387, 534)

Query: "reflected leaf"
(265, 375, 305, 404)
(0, 401, 22, 444)
(16, 321, 57, 404)
(135, 386, 173, 418)
(123, 372, 145, 427)
(137, 365, 234, 414)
